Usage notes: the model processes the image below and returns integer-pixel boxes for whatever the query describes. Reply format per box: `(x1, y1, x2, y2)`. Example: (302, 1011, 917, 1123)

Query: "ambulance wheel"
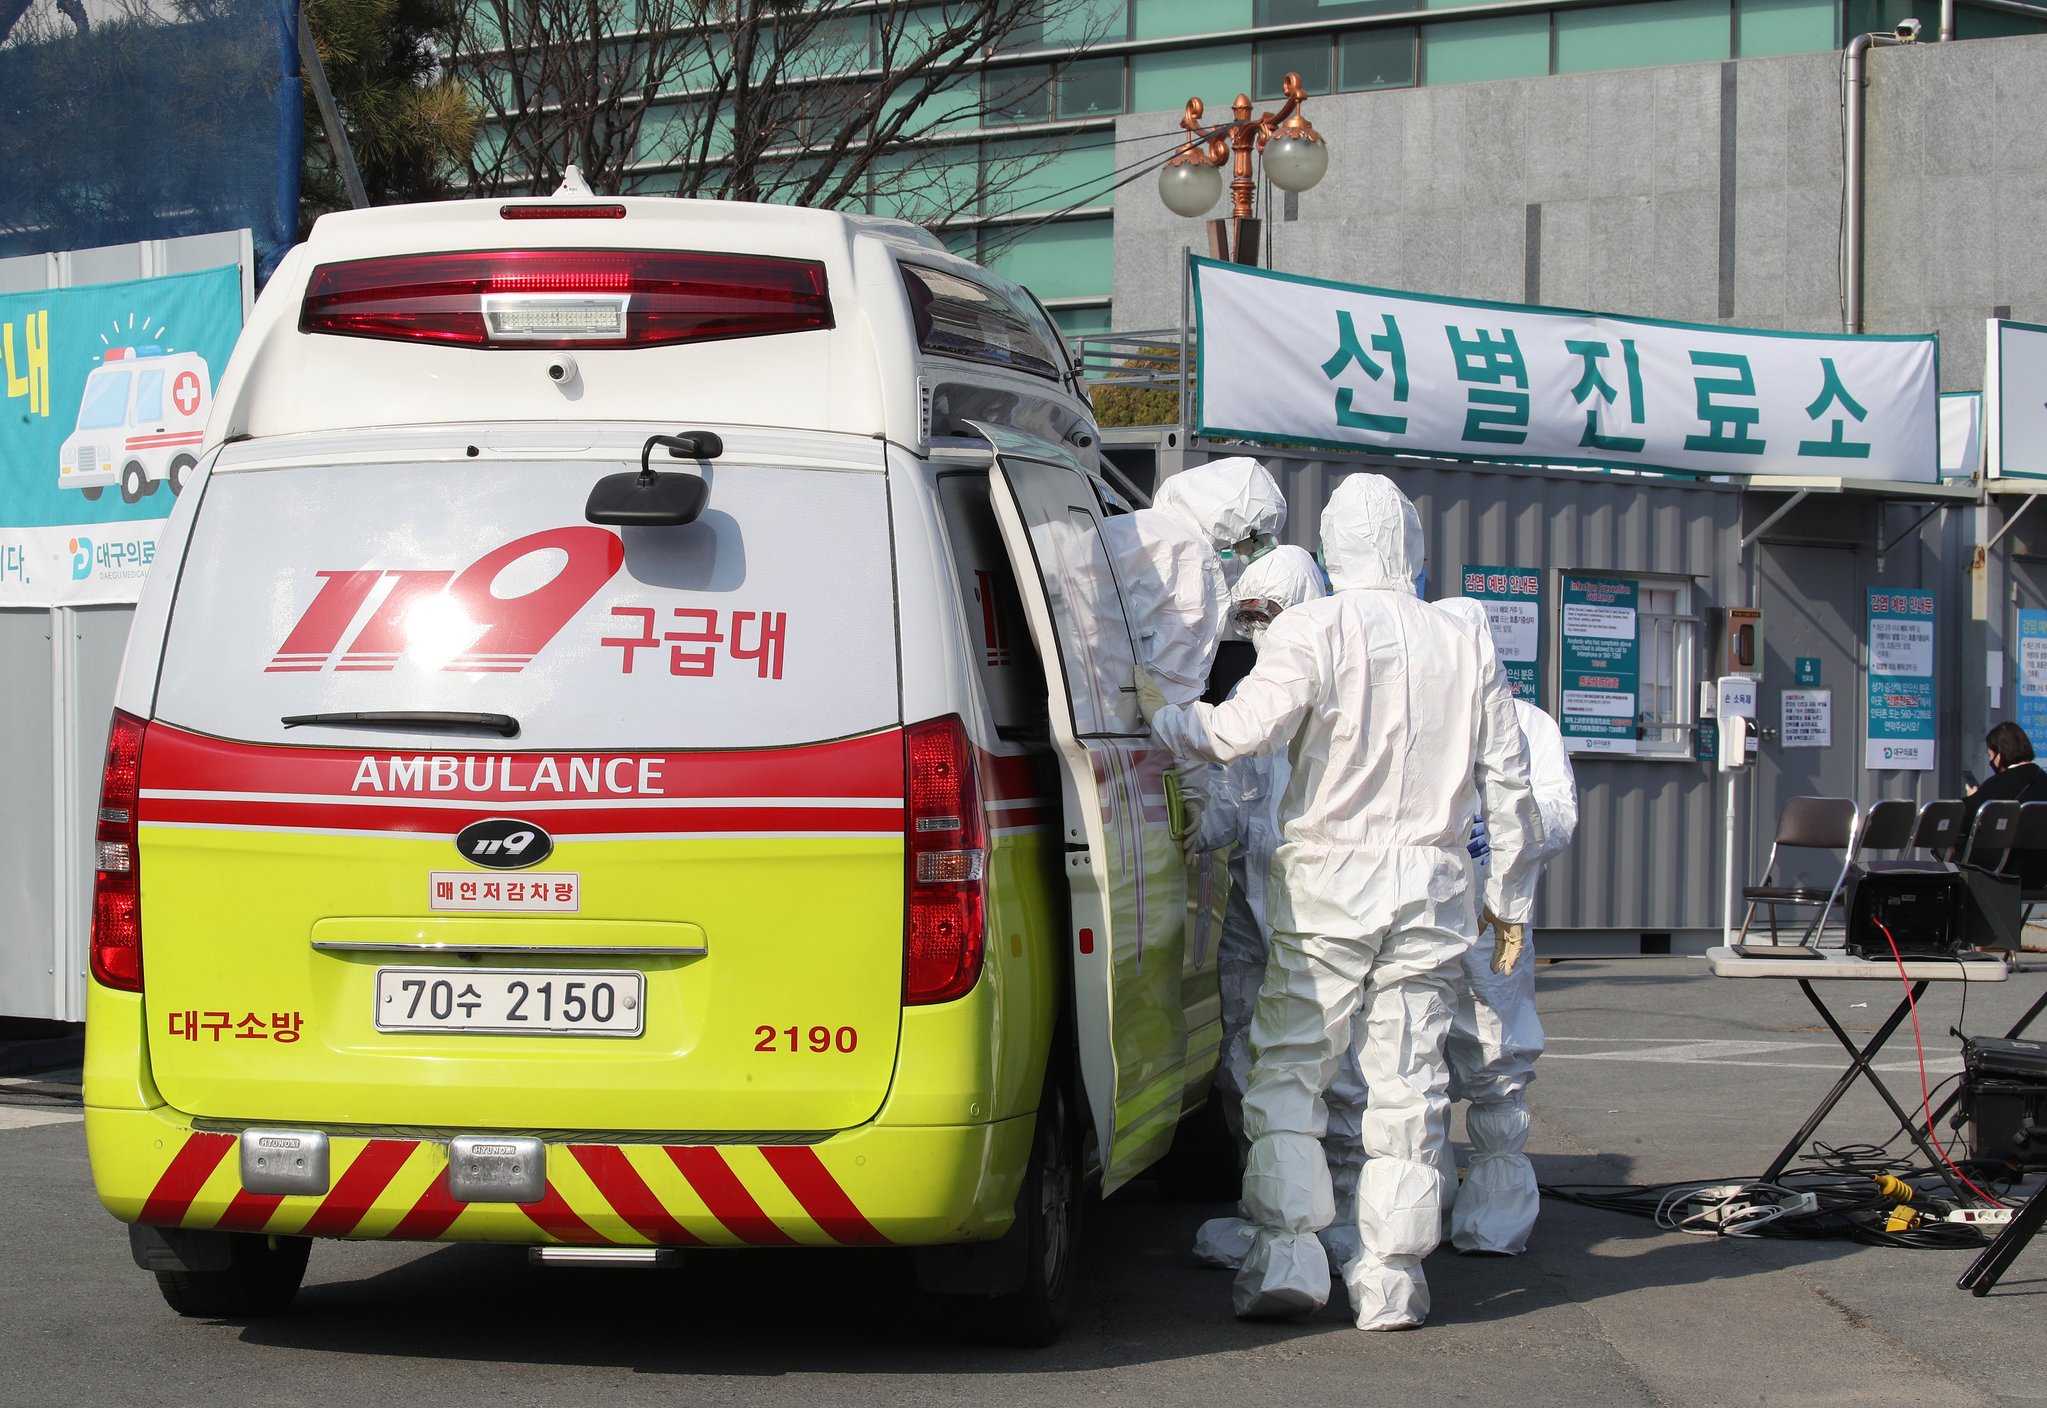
(119, 462, 147, 504)
(959, 1080, 1080, 1347)
(153, 1233, 310, 1318)
(81, 485, 103, 501)
(168, 454, 195, 495)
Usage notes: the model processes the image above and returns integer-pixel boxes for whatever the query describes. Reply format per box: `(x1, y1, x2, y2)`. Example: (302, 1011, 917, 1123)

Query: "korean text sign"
(2017, 609, 2047, 744)
(0, 265, 242, 606)
(1193, 258, 1939, 480)
(1560, 575, 1638, 755)
(1461, 564, 1542, 705)
(1866, 588, 1936, 771)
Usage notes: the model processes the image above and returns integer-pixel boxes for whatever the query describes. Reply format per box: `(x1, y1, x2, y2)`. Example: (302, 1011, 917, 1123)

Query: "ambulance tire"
(169, 454, 195, 495)
(81, 485, 103, 501)
(957, 1079, 1081, 1348)
(120, 462, 147, 504)
(153, 1233, 310, 1318)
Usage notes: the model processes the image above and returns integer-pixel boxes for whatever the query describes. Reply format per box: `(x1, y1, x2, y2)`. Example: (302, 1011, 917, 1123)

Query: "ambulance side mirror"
(585, 433, 718, 527)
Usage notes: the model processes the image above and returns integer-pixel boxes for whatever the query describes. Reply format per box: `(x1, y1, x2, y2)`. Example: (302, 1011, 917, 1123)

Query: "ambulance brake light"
(499, 203, 628, 220)
(89, 710, 147, 992)
(299, 250, 833, 349)
(904, 715, 987, 1005)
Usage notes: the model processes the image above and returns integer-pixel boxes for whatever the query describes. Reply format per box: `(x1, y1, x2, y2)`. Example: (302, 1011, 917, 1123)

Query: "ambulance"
(58, 346, 212, 502)
(83, 194, 1226, 1344)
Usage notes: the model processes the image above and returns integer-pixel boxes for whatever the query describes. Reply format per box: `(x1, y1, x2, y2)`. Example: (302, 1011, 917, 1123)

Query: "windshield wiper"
(281, 710, 520, 738)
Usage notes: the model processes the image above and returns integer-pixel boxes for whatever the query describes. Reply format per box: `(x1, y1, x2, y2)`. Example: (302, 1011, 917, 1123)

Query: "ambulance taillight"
(89, 711, 147, 992)
(904, 716, 987, 1005)
(298, 250, 832, 350)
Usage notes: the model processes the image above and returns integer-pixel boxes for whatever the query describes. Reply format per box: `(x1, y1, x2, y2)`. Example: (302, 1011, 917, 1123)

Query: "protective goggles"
(1230, 532, 1279, 563)
(1233, 597, 1286, 630)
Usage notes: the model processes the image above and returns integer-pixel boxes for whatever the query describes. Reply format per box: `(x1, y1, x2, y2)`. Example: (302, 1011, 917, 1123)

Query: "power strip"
(1681, 1188, 1820, 1226)
(1945, 1206, 2015, 1227)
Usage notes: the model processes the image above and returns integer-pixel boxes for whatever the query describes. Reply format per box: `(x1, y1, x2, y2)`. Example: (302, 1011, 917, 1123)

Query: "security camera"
(547, 354, 579, 384)
(1895, 17, 1921, 40)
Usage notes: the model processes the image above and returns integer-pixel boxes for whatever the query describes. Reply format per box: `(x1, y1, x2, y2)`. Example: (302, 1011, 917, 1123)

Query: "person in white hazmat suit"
(1434, 596, 1580, 1256)
(1181, 546, 1344, 1271)
(1142, 473, 1543, 1330)
(1101, 457, 1285, 841)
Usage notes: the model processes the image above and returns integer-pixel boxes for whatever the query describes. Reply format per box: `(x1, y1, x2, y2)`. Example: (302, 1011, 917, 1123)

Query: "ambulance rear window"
(154, 453, 900, 751)
(901, 264, 1065, 383)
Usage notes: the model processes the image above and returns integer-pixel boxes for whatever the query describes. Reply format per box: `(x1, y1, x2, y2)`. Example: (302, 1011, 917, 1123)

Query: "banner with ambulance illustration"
(0, 265, 243, 606)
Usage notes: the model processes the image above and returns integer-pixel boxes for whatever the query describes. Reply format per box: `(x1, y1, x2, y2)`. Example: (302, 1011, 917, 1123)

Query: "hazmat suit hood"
(1154, 457, 1287, 553)
(1235, 544, 1327, 613)
(1436, 595, 1491, 638)
(1320, 474, 1423, 593)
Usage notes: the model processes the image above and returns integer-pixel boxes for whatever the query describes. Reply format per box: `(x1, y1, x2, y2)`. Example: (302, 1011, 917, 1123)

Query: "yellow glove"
(1481, 907, 1526, 975)
(1134, 665, 1169, 724)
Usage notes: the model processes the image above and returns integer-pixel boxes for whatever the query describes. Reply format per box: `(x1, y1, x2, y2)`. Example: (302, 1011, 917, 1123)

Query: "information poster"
(1782, 689, 1832, 748)
(1560, 574, 1638, 754)
(2019, 609, 2047, 744)
(1460, 563, 1542, 704)
(1866, 588, 1936, 770)
(0, 265, 243, 605)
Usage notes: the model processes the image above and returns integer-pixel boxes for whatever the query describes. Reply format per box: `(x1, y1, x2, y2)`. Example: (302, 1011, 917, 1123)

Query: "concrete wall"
(1114, 34, 2047, 393)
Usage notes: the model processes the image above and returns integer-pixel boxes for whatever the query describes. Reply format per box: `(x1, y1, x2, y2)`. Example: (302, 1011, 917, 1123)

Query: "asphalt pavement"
(5, 955, 2046, 1407)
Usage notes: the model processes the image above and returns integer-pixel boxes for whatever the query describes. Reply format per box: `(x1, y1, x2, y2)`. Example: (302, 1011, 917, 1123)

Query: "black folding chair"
(1738, 797, 1860, 947)
(1856, 798, 1917, 858)
(1962, 800, 2022, 872)
(2007, 800, 2047, 921)
(1910, 799, 1965, 858)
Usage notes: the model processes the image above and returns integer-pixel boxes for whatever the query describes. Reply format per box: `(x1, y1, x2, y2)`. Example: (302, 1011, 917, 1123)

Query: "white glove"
(1134, 665, 1168, 724)
(1482, 907, 1525, 975)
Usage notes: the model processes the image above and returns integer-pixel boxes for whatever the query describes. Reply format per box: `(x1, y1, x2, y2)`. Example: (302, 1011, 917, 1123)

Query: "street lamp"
(1156, 72, 1329, 266)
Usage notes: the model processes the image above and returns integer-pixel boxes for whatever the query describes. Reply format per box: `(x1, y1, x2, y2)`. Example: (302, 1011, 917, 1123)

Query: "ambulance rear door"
(979, 426, 1191, 1193)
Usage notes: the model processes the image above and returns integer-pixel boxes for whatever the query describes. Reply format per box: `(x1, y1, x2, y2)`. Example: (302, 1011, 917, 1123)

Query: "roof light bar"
(300, 249, 833, 350)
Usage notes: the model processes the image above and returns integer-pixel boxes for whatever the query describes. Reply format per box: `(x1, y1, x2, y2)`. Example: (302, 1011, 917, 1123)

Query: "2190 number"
(755, 1024, 858, 1053)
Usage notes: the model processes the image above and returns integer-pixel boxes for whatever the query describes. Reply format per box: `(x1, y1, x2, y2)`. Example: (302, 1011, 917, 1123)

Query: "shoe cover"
(1232, 1230, 1330, 1319)
(1240, 1131, 1334, 1234)
(1193, 1215, 1256, 1269)
(1449, 1100, 1537, 1254)
(1356, 1156, 1443, 1259)
(1344, 1252, 1429, 1330)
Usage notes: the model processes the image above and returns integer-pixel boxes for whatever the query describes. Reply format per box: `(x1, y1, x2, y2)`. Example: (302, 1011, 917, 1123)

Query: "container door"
(984, 444, 1193, 1193)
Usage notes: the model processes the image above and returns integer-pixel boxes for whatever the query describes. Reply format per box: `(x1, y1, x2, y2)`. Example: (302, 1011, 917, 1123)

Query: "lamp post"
(1157, 72, 1330, 267)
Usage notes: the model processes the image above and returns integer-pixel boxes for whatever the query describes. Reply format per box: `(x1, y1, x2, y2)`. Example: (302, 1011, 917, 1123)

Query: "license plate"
(374, 967, 644, 1036)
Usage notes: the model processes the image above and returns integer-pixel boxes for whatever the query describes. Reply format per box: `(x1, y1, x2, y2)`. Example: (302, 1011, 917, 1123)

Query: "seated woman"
(1963, 720, 2047, 889)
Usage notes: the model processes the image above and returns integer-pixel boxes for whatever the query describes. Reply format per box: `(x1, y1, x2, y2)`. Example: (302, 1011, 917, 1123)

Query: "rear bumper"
(86, 1105, 1032, 1248)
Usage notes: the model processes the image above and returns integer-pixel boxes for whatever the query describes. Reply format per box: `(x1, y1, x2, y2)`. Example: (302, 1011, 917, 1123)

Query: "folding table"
(1704, 945, 2010, 1200)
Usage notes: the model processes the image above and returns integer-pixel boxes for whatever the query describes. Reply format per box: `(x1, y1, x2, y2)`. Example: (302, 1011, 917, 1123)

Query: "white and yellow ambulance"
(82, 194, 1225, 1344)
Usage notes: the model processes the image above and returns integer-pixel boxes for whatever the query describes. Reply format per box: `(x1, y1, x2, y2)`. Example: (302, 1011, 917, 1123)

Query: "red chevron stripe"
(298, 1140, 418, 1238)
(388, 1173, 466, 1241)
(760, 1146, 888, 1246)
(139, 1131, 235, 1226)
(664, 1147, 795, 1246)
(213, 1187, 284, 1233)
(520, 1183, 606, 1244)
(569, 1146, 706, 1247)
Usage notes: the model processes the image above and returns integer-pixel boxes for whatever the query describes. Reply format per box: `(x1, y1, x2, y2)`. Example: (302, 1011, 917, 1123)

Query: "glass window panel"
(1133, 0, 1253, 41)
(1339, 26, 1416, 90)
(1555, 0, 1730, 74)
(1003, 466, 1142, 737)
(987, 138, 1117, 216)
(980, 218, 1113, 303)
(1255, 34, 1334, 98)
(1131, 43, 1254, 113)
(1736, 0, 1838, 57)
(1256, 0, 1404, 23)
(1046, 0, 1129, 46)
(986, 64, 1057, 125)
(1421, 13, 1549, 86)
(1059, 56, 1127, 117)
(1051, 305, 1114, 337)
(133, 370, 165, 423)
(871, 146, 983, 225)
(79, 372, 131, 431)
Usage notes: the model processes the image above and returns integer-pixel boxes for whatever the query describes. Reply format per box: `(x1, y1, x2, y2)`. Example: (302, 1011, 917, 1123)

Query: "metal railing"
(1068, 328, 1191, 429)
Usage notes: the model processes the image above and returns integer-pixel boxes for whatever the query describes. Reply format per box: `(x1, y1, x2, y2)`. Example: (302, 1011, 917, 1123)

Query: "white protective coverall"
(1433, 599, 1579, 1254)
(1150, 474, 1542, 1330)
(1184, 547, 1337, 1272)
